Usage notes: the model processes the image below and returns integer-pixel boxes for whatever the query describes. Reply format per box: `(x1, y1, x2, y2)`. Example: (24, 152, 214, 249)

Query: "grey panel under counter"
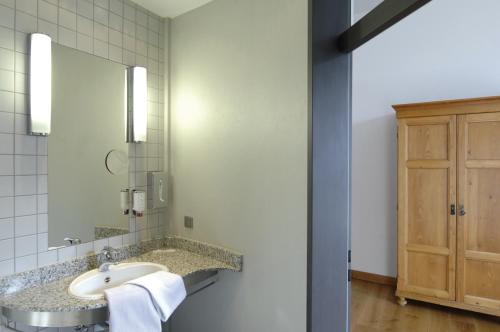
(1, 270, 219, 329)
(0, 237, 243, 329)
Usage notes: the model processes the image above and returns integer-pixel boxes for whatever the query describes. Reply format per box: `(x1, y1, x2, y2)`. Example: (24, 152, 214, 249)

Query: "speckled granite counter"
(0, 237, 242, 327)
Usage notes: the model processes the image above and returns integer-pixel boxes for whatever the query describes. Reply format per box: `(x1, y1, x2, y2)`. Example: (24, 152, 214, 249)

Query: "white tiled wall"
(0, 0, 166, 279)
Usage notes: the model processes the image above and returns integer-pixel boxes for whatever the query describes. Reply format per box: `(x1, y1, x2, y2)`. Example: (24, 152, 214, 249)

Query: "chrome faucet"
(64, 237, 81, 245)
(98, 262, 117, 273)
(98, 246, 118, 272)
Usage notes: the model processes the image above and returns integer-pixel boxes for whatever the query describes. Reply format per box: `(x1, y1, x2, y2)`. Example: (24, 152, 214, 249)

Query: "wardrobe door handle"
(450, 204, 456, 215)
(459, 205, 466, 216)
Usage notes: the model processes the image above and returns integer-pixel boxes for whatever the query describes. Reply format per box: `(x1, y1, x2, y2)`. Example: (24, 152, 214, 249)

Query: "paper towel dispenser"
(148, 172, 168, 209)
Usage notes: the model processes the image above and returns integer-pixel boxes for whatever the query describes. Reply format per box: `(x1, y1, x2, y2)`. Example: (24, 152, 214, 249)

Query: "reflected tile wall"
(0, 0, 166, 282)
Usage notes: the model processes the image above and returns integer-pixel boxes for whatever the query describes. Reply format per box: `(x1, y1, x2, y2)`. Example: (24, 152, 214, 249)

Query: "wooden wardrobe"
(395, 96, 500, 317)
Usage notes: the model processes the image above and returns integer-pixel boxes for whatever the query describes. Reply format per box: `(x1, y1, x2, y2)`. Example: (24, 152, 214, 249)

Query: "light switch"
(184, 216, 194, 229)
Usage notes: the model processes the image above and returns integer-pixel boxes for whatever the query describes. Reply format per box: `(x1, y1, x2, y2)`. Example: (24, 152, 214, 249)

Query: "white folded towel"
(126, 271, 187, 322)
(105, 284, 161, 332)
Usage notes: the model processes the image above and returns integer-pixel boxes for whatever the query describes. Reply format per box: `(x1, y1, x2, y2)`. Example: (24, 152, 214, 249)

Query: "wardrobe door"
(458, 113, 500, 309)
(398, 115, 456, 300)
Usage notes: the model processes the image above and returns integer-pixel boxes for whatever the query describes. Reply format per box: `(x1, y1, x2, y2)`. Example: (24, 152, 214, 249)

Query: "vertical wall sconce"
(127, 66, 148, 142)
(29, 33, 52, 135)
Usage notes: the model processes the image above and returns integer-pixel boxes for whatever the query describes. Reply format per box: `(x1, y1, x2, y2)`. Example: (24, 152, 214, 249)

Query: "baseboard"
(351, 270, 396, 286)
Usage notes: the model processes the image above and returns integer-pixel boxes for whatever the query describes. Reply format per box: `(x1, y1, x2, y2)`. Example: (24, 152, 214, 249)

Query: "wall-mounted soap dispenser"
(132, 190, 146, 217)
(120, 189, 130, 215)
(148, 172, 168, 209)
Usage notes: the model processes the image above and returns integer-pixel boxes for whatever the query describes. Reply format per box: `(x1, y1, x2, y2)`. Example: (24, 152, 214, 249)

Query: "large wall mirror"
(48, 44, 129, 247)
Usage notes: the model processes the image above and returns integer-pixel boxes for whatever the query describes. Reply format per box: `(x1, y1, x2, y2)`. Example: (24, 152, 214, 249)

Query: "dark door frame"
(308, 0, 432, 331)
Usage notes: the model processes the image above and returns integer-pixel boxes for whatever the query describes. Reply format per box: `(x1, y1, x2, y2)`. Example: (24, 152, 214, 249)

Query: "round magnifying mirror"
(105, 149, 129, 175)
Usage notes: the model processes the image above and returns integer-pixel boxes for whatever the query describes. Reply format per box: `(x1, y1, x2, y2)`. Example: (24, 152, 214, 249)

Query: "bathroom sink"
(69, 262, 169, 300)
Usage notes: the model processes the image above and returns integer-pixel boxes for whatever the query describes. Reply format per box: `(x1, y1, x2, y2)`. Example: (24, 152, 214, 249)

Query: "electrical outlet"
(184, 216, 194, 229)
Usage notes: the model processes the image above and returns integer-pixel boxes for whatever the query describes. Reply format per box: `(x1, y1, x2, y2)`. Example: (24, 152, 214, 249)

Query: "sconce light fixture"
(127, 66, 148, 142)
(29, 33, 52, 135)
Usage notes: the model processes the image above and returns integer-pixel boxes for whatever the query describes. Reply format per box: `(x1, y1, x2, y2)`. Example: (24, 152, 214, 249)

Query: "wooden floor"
(351, 279, 500, 332)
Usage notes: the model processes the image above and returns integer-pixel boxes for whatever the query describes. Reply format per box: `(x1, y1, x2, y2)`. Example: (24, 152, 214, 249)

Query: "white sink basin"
(69, 262, 169, 300)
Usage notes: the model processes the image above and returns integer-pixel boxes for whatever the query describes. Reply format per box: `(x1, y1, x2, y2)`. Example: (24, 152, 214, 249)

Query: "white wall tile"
(108, 234, 122, 247)
(59, 8, 76, 30)
(38, 249, 57, 266)
(94, 5, 108, 26)
(123, 19, 134, 37)
(0, 90, 14, 112)
(37, 232, 48, 251)
(38, 18, 58, 41)
(16, 0, 38, 16)
(108, 44, 122, 62)
(57, 245, 75, 262)
(14, 72, 27, 93)
(0, 48, 14, 71)
(14, 195, 36, 216)
(76, 14, 93, 36)
(0, 4, 15, 29)
(109, 0, 122, 16)
(14, 113, 27, 134)
(15, 214, 36, 236)
(15, 155, 36, 175)
(94, 21, 108, 42)
(37, 213, 48, 232)
(0, 26, 14, 49)
(0, 155, 13, 175)
(37, 136, 48, 155)
(76, 241, 93, 257)
(0, 68, 14, 91)
(0, 237, 14, 260)
(14, 31, 28, 53)
(93, 38, 108, 58)
(108, 28, 121, 46)
(109, 12, 122, 32)
(37, 155, 48, 174)
(0, 0, 14, 9)
(14, 92, 27, 114)
(15, 175, 36, 195)
(94, 0, 108, 10)
(93, 237, 108, 252)
(37, 174, 47, 194)
(15, 234, 37, 256)
(14, 134, 36, 154)
(0, 258, 13, 276)
(15, 11, 37, 33)
(76, 0, 92, 19)
(0, 175, 13, 196)
(59, 0, 77, 12)
(15, 253, 36, 272)
(38, 0, 58, 23)
(0, 217, 13, 239)
(136, 10, 146, 27)
(123, 3, 134, 21)
(0, 196, 13, 218)
(37, 194, 48, 213)
(58, 26, 77, 47)
(136, 24, 146, 41)
(76, 32, 92, 53)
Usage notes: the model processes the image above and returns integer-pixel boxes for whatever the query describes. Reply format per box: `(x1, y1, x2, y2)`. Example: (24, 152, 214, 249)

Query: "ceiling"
(133, 0, 383, 21)
(130, 0, 214, 18)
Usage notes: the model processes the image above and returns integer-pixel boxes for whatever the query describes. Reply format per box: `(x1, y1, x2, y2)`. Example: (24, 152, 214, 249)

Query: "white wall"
(352, 0, 500, 277)
(167, 0, 308, 331)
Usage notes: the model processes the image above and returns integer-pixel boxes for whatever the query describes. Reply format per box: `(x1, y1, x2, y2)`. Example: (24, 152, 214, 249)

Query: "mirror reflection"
(48, 44, 129, 248)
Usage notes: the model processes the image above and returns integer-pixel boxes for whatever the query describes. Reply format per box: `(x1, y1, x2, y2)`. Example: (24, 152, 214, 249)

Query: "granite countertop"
(0, 237, 243, 314)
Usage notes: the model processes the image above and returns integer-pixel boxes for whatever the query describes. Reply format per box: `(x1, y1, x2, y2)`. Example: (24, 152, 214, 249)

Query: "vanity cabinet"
(394, 96, 500, 317)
